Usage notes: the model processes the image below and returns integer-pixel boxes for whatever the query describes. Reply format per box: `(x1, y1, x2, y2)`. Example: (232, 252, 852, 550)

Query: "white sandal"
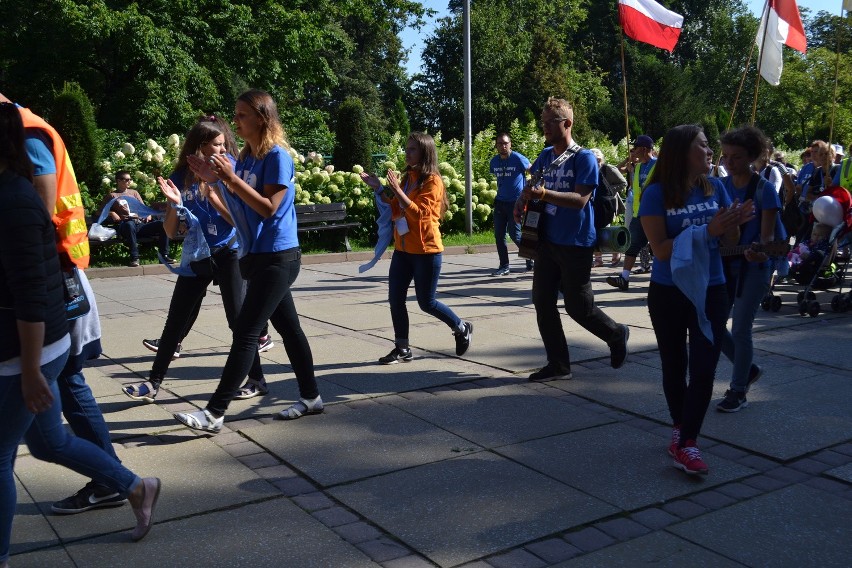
(174, 409, 224, 433)
(275, 396, 324, 421)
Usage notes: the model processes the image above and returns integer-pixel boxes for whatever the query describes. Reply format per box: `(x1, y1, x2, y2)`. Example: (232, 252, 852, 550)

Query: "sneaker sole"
(258, 341, 275, 353)
(234, 388, 269, 400)
(51, 499, 127, 515)
(716, 400, 748, 413)
(379, 358, 413, 365)
(529, 372, 573, 382)
(673, 461, 709, 475)
(141, 341, 179, 360)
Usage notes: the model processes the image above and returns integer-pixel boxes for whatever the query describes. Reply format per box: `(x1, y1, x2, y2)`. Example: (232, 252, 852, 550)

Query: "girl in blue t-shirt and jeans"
(639, 125, 753, 476)
(174, 90, 321, 433)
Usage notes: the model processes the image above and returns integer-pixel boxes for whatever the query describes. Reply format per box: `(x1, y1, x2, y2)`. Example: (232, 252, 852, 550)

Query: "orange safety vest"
(18, 107, 90, 269)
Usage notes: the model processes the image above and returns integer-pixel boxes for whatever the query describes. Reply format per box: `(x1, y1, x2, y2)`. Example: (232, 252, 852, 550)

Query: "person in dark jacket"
(0, 104, 161, 565)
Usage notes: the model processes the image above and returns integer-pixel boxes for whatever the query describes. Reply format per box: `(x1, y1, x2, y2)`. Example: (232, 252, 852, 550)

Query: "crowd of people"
(2, 87, 850, 566)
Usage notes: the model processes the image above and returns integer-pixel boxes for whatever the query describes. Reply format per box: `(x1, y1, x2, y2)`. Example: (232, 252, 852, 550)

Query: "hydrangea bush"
(94, 122, 627, 237)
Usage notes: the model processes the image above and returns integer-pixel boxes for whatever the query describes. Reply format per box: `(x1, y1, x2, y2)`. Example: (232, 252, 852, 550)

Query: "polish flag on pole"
(756, 0, 807, 86)
(618, 0, 684, 53)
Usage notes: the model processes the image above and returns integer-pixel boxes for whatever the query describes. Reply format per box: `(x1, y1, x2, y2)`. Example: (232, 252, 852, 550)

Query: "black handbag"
(62, 267, 91, 321)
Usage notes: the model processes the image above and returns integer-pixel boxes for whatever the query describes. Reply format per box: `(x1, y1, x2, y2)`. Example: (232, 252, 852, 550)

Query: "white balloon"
(812, 195, 844, 226)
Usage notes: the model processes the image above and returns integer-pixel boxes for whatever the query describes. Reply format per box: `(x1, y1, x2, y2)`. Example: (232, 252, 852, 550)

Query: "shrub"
(333, 97, 372, 172)
(51, 82, 100, 209)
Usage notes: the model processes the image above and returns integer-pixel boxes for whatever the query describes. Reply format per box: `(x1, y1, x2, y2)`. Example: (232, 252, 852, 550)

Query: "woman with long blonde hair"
(174, 89, 321, 431)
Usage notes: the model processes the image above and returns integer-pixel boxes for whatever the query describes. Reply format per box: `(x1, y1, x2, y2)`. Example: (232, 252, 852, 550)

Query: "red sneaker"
(674, 440, 708, 475)
(668, 425, 681, 457)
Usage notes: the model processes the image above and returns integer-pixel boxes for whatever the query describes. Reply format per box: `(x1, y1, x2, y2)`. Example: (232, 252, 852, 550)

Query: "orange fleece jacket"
(389, 172, 445, 254)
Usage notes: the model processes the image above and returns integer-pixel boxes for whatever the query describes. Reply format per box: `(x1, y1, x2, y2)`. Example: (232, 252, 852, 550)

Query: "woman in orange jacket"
(361, 132, 473, 363)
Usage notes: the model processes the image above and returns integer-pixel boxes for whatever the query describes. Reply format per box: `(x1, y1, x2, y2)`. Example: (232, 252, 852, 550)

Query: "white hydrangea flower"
(324, 165, 334, 173)
(101, 160, 112, 172)
(122, 142, 135, 155)
(114, 151, 125, 160)
(153, 152, 164, 163)
(129, 181, 138, 189)
(101, 177, 111, 186)
(147, 139, 158, 150)
(142, 150, 153, 162)
(168, 134, 180, 147)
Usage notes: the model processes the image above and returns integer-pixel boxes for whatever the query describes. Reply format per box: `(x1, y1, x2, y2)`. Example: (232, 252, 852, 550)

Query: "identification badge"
(395, 217, 410, 236)
(523, 210, 540, 228)
(207, 223, 218, 236)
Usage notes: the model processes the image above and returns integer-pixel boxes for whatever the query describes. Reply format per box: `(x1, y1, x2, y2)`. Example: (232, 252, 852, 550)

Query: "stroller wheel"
(798, 301, 808, 316)
(831, 295, 842, 312)
(761, 296, 771, 311)
(771, 296, 782, 311)
(808, 300, 821, 317)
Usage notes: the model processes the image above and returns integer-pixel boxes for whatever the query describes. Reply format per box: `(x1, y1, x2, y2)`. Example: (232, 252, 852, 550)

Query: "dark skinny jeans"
(532, 242, 622, 369)
(207, 249, 317, 417)
(150, 247, 264, 385)
(647, 282, 729, 445)
(117, 219, 169, 259)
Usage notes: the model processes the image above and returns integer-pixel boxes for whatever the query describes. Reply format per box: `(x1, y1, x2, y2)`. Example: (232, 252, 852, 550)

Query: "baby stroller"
(790, 220, 852, 317)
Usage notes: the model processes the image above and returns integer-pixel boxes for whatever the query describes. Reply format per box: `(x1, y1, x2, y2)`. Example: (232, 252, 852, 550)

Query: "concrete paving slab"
(330, 452, 618, 568)
(319, 358, 485, 397)
(297, 292, 435, 331)
(754, 320, 852, 370)
(241, 399, 484, 487)
(825, 463, 852, 483)
(14, 439, 278, 542)
(498, 423, 756, 510)
(701, 373, 852, 460)
(62, 498, 379, 567)
(551, 531, 743, 567)
(669, 484, 852, 567)
(84, 393, 186, 439)
(8, 547, 74, 568)
(384, 384, 615, 448)
(9, 477, 59, 558)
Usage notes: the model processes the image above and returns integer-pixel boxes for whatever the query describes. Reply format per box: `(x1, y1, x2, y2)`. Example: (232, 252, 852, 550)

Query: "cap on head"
(832, 143, 844, 157)
(632, 135, 653, 149)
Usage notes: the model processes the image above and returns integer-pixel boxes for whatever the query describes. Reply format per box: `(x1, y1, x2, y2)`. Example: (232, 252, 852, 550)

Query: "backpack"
(593, 165, 619, 230)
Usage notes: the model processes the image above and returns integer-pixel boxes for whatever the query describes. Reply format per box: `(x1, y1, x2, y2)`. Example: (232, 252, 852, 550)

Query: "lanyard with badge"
(394, 174, 419, 236)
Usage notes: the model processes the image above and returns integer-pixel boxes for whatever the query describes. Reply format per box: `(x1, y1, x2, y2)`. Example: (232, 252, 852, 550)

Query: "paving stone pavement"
(9, 250, 852, 567)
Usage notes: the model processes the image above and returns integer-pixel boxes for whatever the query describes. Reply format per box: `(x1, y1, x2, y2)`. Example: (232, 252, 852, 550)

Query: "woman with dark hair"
(360, 132, 473, 363)
(715, 126, 784, 412)
(0, 104, 160, 565)
(173, 89, 321, 431)
(122, 115, 270, 403)
(639, 124, 753, 475)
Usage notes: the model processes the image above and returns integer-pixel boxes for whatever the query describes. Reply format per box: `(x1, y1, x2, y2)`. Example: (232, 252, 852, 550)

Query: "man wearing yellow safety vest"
(0, 93, 126, 515)
(607, 134, 657, 291)
(831, 145, 852, 192)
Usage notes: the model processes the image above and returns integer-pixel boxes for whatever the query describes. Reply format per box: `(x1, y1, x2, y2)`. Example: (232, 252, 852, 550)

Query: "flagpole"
(828, 2, 845, 143)
(619, 29, 631, 145)
(751, 1, 772, 125)
(727, 41, 757, 133)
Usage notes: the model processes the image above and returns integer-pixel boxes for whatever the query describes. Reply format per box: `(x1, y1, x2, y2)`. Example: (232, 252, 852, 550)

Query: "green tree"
(50, 82, 101, 195)
(388, 98, 411, 137)
(333, 98, 372, 171)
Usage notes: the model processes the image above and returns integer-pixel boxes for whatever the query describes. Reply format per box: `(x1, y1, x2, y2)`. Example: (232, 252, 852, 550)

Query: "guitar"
(719, 241, 791, 258)
(517, 145, 581, 260)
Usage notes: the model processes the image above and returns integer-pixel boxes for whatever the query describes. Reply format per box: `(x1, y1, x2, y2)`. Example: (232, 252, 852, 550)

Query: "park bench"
(295, 202, 360, 252)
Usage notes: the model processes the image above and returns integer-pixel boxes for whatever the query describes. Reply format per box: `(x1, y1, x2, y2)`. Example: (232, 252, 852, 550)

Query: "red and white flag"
(618, 0, 684, 53)
(756, 0, 807, 86)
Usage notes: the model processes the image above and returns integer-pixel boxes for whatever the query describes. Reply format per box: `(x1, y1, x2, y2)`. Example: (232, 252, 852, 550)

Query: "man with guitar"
(513, 97, 629, 382)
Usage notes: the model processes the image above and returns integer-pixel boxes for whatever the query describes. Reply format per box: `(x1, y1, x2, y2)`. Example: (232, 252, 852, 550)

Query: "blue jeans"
(493, 199, 522, 268)
(58, 368, 119, 462)
(720, 261, 771, 393)
(1, 349, 140, 562)
(388, 251, 462, 345)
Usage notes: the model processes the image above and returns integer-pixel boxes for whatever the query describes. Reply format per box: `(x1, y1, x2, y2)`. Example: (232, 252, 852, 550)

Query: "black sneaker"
(257, 334, 275, 353)
(454, 321, 473, 356)
(142, 338, 181, 360)
(379, 347, 413, 364)
(716, 389, 748, 412)
(51, 481, 127, 514)
(525, 260, 534, 272)
(746, 364, 763, 392)
(606, 275, 629, 290)
(609, 324, 630, 369)
(490, 266, 510, 277)
(529, 362, 573, 382)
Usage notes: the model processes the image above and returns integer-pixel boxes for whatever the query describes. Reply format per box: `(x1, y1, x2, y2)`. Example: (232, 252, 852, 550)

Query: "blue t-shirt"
(234, 145, 298, 253)
(530, 146, 598, 247)
(639, 177, 732, 286)
(169, 164, 237, 250)
(796, 162, 814, 191)
(721, 175, 782, 246)
(490, 151, 530, 202)
(24, 130, 56, 175)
